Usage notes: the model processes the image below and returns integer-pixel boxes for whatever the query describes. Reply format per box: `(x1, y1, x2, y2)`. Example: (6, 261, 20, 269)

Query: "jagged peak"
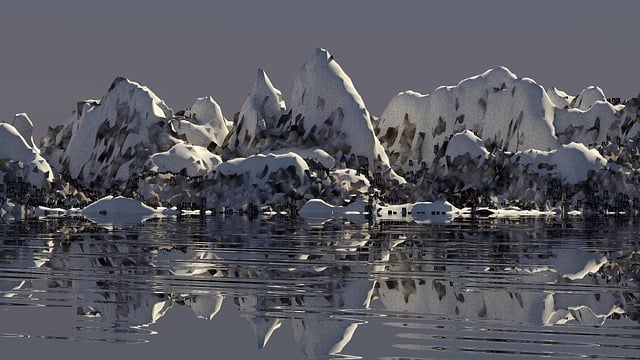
(252, 68, 285, 111)
(100, 77, 173, 120)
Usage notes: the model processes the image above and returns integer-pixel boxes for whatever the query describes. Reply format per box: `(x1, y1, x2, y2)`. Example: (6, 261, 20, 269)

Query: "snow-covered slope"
(285, 48, 403, 183)
(202, 152, 311, 207)
(572, 86, 607, 111)
(513, 142, 607, 184)
(547, 87, 575, 109)
(11, 48, 639, 213)
(42, 77, 180, 188)
(225, 69, 286, 156)
(0, 121, 53, 186)
(149, 142, 221, 176)
(172, 96, 231, 150)
(444, 129, 490, 165)
(378, 67, 558, 169)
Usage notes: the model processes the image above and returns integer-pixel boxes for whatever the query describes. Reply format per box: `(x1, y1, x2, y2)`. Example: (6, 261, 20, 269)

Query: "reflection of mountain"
(0, 223, 53, 297)
(1, 218, 639, 357)
(369, 223, 638, 327)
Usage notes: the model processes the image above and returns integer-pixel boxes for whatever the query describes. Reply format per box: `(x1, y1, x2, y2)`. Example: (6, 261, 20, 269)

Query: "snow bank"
(82, 196, 158, 216)
(213, 152, 309, 184)
(445, 130, 490, 163)
(149, 142, 221, 176)
(514, 142, 606, 184)
(271, 147, 336, 169)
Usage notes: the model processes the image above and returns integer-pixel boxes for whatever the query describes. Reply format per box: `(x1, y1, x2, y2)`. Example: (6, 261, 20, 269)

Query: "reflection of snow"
(371, 230, 636, 328)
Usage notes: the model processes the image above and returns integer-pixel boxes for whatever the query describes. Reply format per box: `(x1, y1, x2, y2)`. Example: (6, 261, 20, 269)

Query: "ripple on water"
(0, 216, 639, 358)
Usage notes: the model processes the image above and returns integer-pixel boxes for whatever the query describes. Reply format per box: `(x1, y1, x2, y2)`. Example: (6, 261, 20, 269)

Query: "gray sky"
(1, 0, 638, 140)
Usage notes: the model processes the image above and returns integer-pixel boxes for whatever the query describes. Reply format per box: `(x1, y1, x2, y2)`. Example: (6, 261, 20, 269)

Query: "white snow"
(174, 96, 231, 148)
(59, 77, 177, 182)
(514, 142, 606, 184)
(299, 199, 369, 221)
(573, 86, 607, 111)
(444, 130, 490, 163)
(212, 152, 309, 184)
(287, 48, 403, 183)
(12, 113, 38, 153)
(546, 87, 575, 109)
(331, 169, 370, 193)
(226, 69, 286, 155)
(0, 122, 53, 185)
(553, 100, 621, 146)
(271, 147, 336, 169)
(82, 196, 158, 216)
(150, 142, 222, 176)
(378, 66, 558, 168)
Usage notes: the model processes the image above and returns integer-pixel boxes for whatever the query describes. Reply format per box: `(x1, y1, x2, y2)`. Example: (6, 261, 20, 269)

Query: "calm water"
(1, 215, 639, 359)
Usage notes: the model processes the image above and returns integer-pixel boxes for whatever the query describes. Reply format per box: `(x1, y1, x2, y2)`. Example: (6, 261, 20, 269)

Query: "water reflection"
(1, 216, 640, 358)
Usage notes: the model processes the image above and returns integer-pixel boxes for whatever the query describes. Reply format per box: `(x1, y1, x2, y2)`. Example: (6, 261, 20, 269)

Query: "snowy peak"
(107, 77, 173, 120)
(287, 48, 398, 180)
(43, 77, 180, 187)
(256, 68, 286, 117)
(173, 96, 231, 149)
(458, 66, 517, 88)
(225, 69, 286, 156)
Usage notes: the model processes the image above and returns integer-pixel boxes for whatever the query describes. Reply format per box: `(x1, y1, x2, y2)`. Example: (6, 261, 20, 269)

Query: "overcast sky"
(1, 0, 638, 140)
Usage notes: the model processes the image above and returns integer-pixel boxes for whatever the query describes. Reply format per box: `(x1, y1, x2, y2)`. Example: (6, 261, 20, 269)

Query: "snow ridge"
(378, 66, 558, 169)
(1, 48, 639, 214)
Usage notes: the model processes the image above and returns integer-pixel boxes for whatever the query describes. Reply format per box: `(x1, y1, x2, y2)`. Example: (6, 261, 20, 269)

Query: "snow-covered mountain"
(377, 66, 558, 169)
(1, 48, 639, 212)
(41, 77, 179, 186)
(284, 48, 404, 184)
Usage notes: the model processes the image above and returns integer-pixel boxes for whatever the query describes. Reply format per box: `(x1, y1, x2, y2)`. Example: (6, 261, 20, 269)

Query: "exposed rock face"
(225, 69, 286, 157)
(285, 48, 404, 183)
